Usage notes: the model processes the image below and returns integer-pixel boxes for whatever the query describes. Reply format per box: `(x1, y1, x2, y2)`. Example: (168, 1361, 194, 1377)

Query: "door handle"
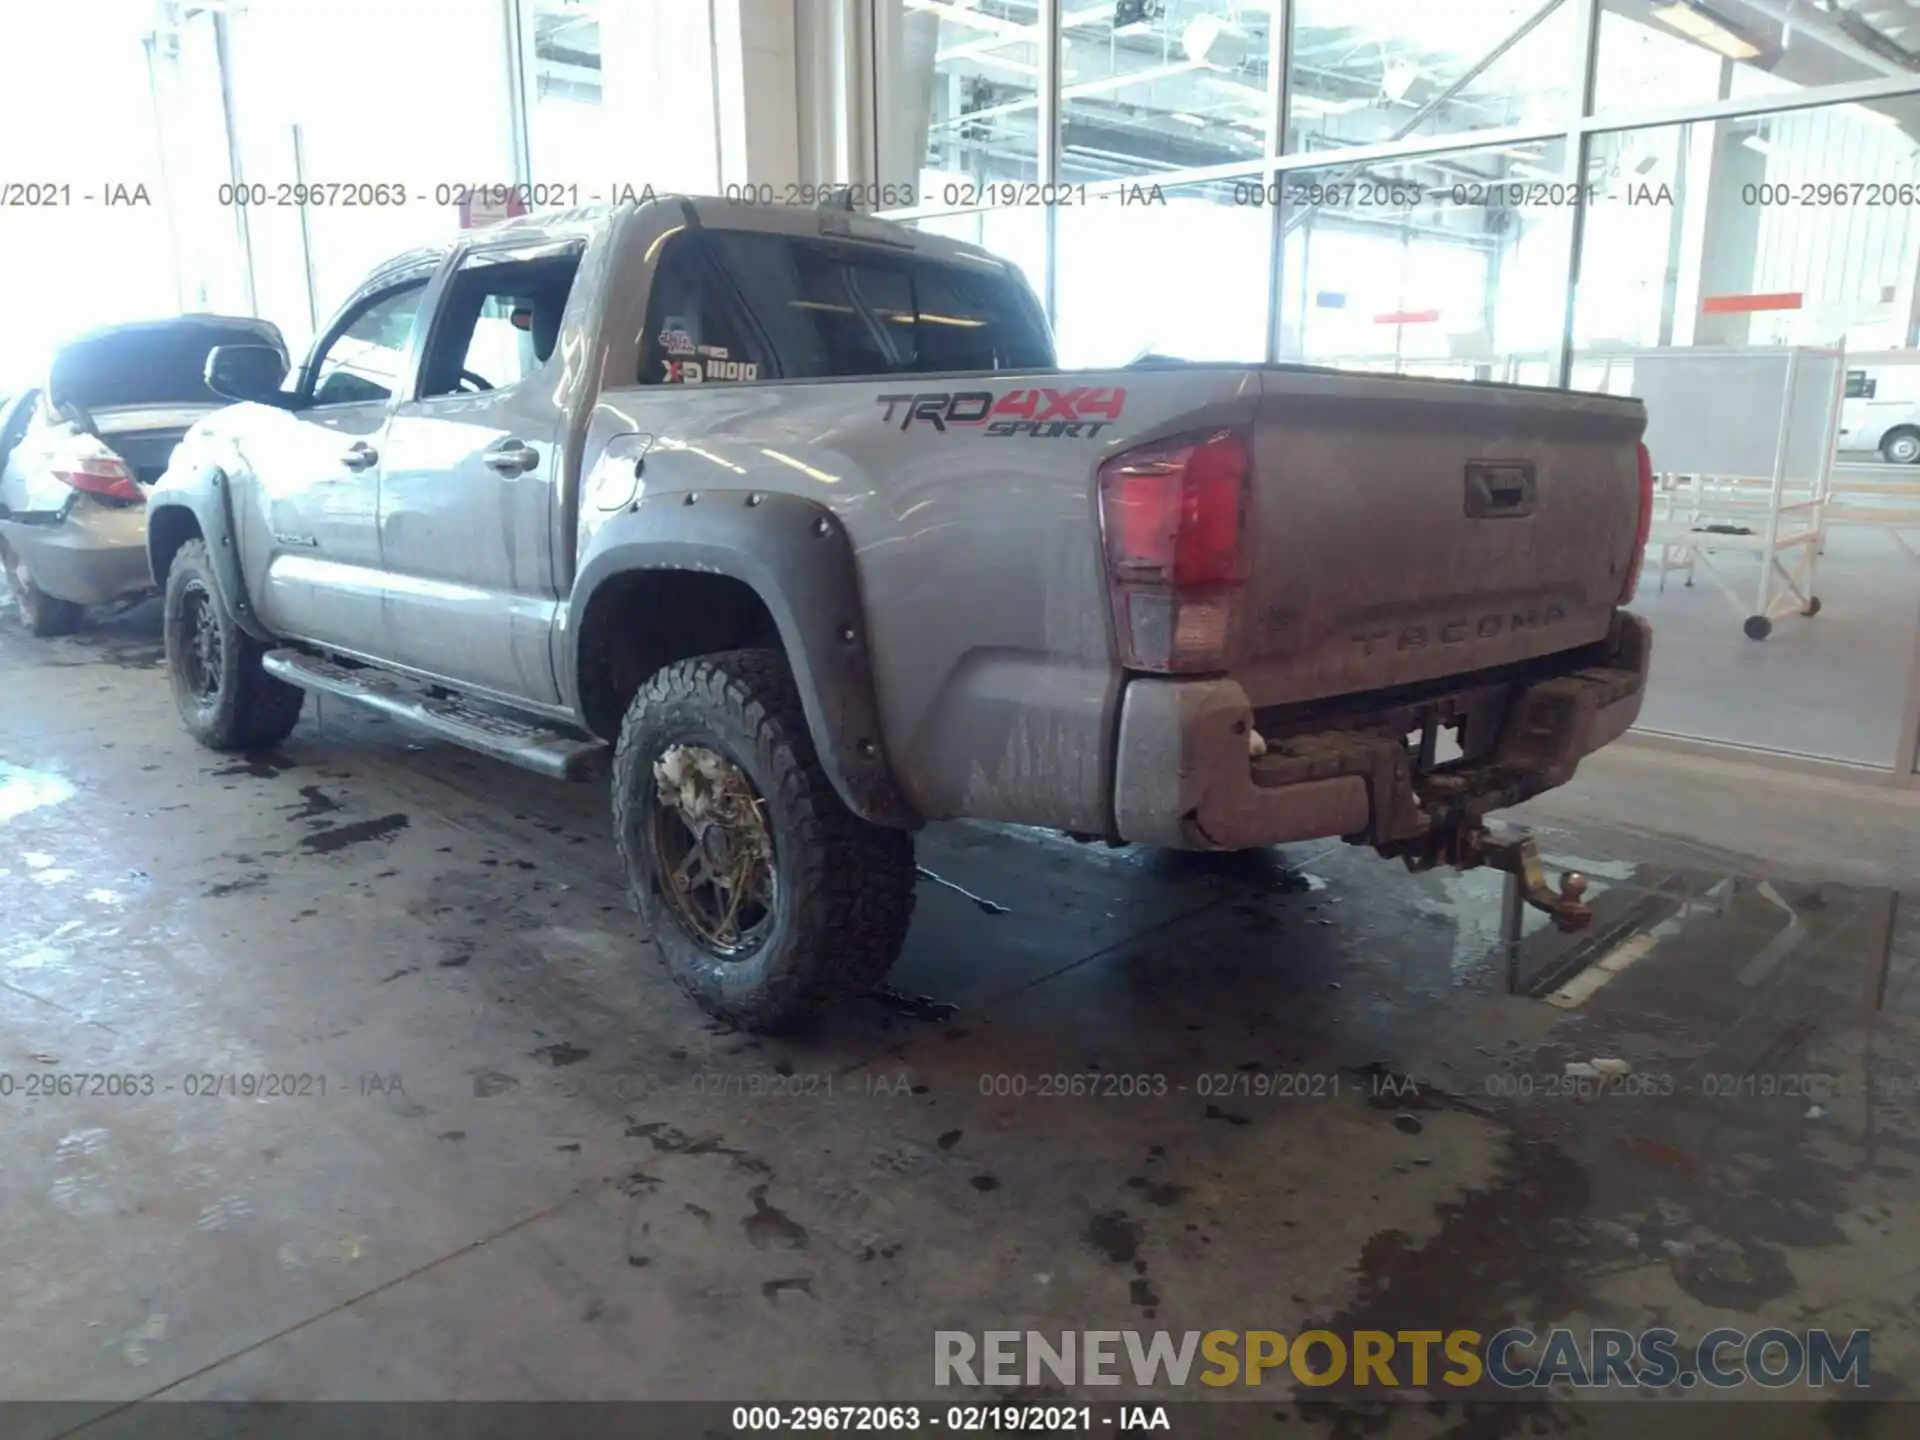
(340, 441, 378, 471)
(484, 442, 539, 476)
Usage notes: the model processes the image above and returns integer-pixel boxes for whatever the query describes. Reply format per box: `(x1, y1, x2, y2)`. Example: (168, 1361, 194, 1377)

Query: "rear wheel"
(1, 540, 86, 637)
(612, 648, 916, 1032)
(1881, 428, 1920, 464)
(163, 539, 304, 750)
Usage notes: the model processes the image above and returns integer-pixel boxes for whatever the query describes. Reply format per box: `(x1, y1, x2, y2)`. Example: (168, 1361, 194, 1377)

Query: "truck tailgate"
(1240, 369, 1646, 707)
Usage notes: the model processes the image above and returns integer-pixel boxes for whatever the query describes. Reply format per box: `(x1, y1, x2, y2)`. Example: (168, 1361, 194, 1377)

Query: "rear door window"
(708, 231, 1052, 380)
(639, 238, 771, 386)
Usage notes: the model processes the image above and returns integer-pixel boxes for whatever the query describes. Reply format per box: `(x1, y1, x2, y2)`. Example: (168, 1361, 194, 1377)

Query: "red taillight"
(1097, 428, 1251, 672)
(54, 455, 143, 504)
(1620, 441, 1653, 603)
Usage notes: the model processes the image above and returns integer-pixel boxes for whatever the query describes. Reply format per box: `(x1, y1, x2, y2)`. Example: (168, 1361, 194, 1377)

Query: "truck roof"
(464, 194, 1018, 279)
(334, 194, 1031, 330)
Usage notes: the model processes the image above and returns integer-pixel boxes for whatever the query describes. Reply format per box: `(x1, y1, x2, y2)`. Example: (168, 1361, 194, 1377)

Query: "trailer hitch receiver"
(1384, 823, 1592, 933)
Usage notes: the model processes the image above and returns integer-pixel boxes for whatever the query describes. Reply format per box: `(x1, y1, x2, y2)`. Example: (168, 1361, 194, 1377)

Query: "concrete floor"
(1633, 524, 1920, 767)
(4, 600, 1920, 1437)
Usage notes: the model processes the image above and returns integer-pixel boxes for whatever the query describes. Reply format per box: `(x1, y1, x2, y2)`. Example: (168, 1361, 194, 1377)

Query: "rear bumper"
(1112, 611, 1650, 850)
(0, 504, 153, 606)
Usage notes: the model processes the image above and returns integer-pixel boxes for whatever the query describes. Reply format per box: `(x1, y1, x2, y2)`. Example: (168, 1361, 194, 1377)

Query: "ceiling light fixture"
(1291, 93, 1374, 116)
(1652, 2, 1762, 61)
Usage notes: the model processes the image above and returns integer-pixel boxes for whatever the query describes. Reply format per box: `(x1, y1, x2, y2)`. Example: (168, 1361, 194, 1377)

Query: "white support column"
(794, 0, 873, 186)
(872, 0, 940, 192)
(598, 0, 805, 195)
(716, 0, 802, 191)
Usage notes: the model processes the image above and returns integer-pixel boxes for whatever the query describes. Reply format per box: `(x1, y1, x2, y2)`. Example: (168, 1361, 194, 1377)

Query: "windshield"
(49, 323, 278, 411)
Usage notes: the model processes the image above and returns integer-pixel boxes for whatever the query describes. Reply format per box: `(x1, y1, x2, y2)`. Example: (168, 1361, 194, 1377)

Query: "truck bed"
(580, 360, 1646, 838)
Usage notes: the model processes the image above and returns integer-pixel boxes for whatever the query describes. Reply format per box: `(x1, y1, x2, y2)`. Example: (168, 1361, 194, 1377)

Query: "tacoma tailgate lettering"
(1351, 605, 1568, 656)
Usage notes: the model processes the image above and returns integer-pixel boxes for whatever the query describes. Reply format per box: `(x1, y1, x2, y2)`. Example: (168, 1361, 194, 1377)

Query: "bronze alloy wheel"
(648, 742, 777, 956)
(610, 647, 916, 1032)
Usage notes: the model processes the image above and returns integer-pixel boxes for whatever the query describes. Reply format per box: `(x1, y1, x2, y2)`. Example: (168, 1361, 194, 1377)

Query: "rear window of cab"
(640, 231, 1052, 386)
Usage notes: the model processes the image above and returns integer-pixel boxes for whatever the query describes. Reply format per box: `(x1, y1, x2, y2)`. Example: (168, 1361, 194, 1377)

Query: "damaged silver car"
(0, 316, 287, 635)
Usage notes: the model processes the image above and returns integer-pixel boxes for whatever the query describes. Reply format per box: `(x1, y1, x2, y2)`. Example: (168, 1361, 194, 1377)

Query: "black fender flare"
(569, 490, 916, 829)
(148, 467, 276, 645)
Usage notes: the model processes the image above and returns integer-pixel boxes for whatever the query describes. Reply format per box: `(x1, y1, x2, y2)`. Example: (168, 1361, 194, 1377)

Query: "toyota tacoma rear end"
(1103, 369, 1651, 888)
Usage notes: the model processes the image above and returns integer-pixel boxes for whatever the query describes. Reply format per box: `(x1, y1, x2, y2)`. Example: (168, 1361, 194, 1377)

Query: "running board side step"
(261, 650, 609, 781)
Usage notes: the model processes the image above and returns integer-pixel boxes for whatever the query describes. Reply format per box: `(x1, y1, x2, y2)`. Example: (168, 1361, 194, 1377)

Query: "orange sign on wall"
(1700, 292, 1803, 315)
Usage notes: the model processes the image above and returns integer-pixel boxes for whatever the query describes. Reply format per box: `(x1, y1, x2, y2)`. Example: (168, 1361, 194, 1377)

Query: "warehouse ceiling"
(899, 0, 1920, 182)
(513, 0, 1920, 197)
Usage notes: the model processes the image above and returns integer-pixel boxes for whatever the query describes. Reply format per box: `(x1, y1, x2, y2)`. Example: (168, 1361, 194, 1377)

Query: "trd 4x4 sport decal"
(876, 387, 1128, 437)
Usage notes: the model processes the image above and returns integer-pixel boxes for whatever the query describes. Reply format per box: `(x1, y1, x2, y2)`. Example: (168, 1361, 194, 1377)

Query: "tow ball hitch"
(1388, 823, 1592, 933)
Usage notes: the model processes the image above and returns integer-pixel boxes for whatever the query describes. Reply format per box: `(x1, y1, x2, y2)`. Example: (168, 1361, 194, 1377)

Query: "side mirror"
(205, 344, 289, 403)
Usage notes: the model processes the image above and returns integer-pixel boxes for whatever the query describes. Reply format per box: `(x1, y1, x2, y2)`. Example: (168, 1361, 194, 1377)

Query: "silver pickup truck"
(148, 195, 1653, 1030)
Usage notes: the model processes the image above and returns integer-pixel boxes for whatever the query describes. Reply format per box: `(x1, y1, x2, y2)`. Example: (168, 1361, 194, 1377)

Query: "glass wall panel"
(0, 3, 176, 387)
(1287, 0, 1578, 153)
(1574, 101, 1920, 766)
(153, 12, 253, 319)
(1910, 632, 1920, 774)
(1596, 0, 1920, 115)
(222, 14, 317, 356)
(229, 0, 516, 322)
(1059, 1, 1276, 180)
(1576, 99, 1920, 359)
(1274, 140, 1572, 383)
(877, 0, 1043, 194)
(525, 0, 608, 184)
(1053, 176, 1270, 366)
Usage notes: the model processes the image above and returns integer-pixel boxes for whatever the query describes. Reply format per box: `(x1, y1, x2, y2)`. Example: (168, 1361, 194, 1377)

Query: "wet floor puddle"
(0, 761, 75, 826)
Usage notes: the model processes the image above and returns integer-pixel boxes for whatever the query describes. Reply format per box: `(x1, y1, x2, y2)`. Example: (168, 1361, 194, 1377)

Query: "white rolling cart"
(1627, 346, 1844, 640)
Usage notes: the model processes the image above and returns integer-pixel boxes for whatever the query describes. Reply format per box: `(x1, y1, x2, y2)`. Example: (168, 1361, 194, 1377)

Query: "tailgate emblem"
(1465, 460, 1535, 518)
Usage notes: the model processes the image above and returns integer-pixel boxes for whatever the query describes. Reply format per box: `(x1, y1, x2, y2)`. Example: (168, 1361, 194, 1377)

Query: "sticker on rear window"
(661, 358, 758, 384)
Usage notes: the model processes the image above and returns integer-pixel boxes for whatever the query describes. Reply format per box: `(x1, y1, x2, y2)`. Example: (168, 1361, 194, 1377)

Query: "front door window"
(309, 282, 428, 407)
